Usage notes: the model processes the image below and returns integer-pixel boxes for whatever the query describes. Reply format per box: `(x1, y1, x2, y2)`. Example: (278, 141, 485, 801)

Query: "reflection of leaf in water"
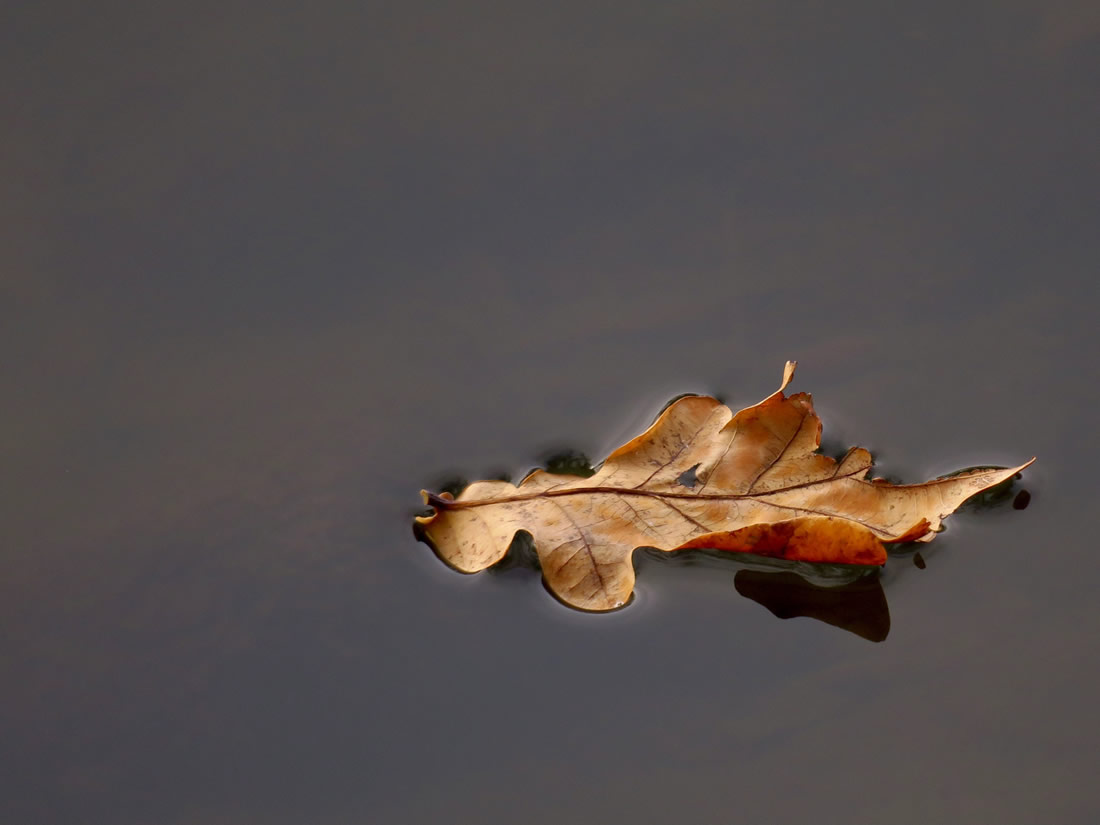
(417, 361, 1034, 611)
(735, 570, 890, 642)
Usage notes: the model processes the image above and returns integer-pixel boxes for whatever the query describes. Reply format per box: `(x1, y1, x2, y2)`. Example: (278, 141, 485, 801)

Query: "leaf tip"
(780, 360, 797, 391)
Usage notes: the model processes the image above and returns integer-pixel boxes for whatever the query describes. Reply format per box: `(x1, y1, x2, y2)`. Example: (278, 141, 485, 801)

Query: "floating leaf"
(416, 362, 1033, 611)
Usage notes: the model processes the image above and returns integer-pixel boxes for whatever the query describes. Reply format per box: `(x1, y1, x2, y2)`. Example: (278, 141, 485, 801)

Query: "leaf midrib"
(434, 465, 871, 510)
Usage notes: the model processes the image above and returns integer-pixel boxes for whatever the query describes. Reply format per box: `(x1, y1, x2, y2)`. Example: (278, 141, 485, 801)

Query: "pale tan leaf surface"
(417, 362, 1034, 611)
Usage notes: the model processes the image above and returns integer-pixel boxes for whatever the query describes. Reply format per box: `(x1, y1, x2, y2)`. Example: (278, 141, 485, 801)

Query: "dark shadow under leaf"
(734, 569, 890, 642)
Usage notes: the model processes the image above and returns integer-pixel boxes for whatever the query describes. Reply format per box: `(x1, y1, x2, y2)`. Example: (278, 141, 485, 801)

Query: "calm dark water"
(3, 3, 1099, 823)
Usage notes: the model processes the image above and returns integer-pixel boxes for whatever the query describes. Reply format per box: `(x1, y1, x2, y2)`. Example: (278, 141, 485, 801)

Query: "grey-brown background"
(3, 2, 1098, 823)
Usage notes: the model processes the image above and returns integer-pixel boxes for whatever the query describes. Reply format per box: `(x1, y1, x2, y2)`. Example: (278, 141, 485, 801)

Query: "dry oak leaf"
(416, 362, 1034, 611)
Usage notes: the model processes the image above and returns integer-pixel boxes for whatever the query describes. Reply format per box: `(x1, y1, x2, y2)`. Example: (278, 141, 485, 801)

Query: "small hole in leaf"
(677, 463, 701, 488)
